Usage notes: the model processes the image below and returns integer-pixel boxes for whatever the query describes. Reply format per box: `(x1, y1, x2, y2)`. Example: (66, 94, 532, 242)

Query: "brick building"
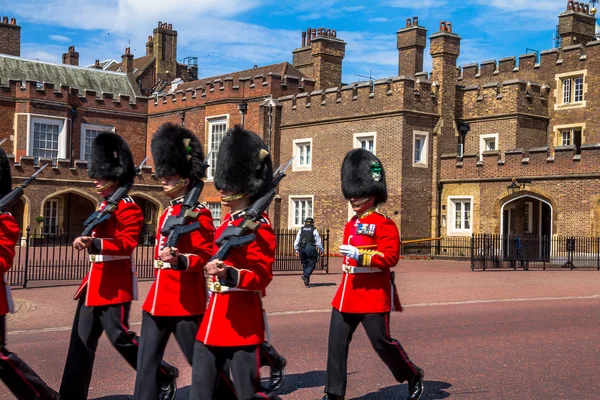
(2, 1, 600, 251)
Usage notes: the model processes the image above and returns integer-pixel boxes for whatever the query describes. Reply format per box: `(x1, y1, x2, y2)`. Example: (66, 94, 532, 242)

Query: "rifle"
(211, 157, 293, 263)
(160, 151, 212, 255)
(0, 164, 48, 213)
(79, 157, 148, 237)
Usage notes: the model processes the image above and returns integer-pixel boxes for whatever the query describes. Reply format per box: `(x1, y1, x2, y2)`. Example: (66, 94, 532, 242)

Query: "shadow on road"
(275, 369, 326, 395)
(308, 283, 337, 288)
(93, 385, 192, 400)
(353, 380, 452, 400)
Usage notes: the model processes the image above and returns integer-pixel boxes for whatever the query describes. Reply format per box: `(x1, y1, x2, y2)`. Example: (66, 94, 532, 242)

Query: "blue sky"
(1, 0, 583, 83)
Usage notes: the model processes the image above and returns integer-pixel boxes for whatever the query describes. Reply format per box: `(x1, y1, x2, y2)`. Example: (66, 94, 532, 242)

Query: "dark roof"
(0, 54, 142, 98)
(176, 62, 305, 92)
(106, 55, 155, 78)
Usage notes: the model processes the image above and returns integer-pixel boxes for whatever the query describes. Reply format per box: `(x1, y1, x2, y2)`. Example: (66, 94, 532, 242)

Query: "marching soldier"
(0, 148, 59, 399)
(60, 132, 177, 399)
(322, 149, 424, 400)
(133, 123, 217, 399)
(190, 126, 282, 400)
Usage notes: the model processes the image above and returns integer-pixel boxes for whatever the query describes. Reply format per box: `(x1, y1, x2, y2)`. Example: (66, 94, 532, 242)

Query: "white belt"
(343, 264, 382, 274)
(153, 259, 172, 269)
(89, 255, 131, 263)
(207, 281, 252, 293)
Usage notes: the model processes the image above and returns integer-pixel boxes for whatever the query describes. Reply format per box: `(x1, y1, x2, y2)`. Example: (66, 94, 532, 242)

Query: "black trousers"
(300, 244, 318, 279)
(134, 310, 202, 399)
(325, 308, 420, 397)
(191, 341, 273, 400)
(0, 314, 58, 400)
(59, 296, 177, 400)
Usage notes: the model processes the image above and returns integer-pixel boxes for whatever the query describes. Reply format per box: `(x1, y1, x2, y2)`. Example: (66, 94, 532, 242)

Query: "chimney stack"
(153, 21, 178, 82)
(0, 16, 21, 57)
(122, 47, 134, 74)
(397, 16, 427, 76)
(62, 46, 79, 66)
(146, 35, 154, 56)
(559, 0, 596, 47)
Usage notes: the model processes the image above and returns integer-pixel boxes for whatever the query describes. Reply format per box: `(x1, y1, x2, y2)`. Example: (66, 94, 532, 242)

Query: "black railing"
(401, 236, 471, 258)
(7, 227, 330, 288)
(471, 234, 600, 270)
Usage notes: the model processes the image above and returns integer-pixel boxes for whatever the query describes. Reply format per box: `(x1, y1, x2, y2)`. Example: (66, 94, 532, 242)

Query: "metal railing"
(401, 236, 471, 258)
(7, 227, 330, 288)
(471, 234, 600, 270)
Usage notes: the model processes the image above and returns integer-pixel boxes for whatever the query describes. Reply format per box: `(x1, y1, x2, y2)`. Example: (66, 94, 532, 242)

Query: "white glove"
(339, 244, 359, 261)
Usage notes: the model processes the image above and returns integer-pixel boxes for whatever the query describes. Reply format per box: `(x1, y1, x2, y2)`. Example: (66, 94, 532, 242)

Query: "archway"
(130, 193, 161, 236)
(7, 196, 27, 233)
(40, 190, 98, 235)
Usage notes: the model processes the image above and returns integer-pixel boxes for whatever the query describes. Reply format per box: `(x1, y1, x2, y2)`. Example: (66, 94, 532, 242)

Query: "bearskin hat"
(151, 123, 206, 183)
(88, 132, 136, 185)
(0, 147, 11, 198)
(214, 125, 273, 200)
(341, 148, 387, 205)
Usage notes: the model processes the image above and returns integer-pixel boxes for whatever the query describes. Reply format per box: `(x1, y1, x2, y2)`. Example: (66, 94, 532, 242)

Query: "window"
(448, 197, 472, 235)
(559, 128, 582, 153)
(81, 124, 114, 161)
(289, 196, 313, 227)
(413, 131, 429, 167)
(43, 199, 59, 235)
(555, 71, 586, 110)
(524, 202, 533, 233)
(207, 117, 228, 179)
(353, 133, 376, 154)
(293, 139, 312, 171)
(27, 116, 67, 163)
(479, 133, 498, 160)
(207, 202, 222, 227)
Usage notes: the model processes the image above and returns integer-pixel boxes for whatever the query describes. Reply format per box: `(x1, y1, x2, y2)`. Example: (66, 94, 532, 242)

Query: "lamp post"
(507, 178, 532, 196)
(457, 121, 470, 159)
(238, 101, 248, 127)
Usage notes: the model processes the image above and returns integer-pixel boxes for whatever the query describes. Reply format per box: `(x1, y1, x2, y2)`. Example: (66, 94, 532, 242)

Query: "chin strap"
(165, 178, 186, 195)
(95, 180, 118, 193)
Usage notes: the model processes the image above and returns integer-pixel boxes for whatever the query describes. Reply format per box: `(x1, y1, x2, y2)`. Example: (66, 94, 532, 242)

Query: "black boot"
(266, 355, 287, 391)
(407, 367, 424, 400)
(159, 366, 178, 400)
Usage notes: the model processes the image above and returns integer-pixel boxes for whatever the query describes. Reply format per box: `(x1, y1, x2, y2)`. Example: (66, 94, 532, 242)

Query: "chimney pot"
(440, 21, 446, 31)
(312, 28, 316, 39)
(307, 28, 312, 44)
(446, 22, 452, 32)
(406, 18, 412, 27)
(2, 17, 8, 24)
(168, 24, 172, 29)
(332, 30, 336, 38)
(158, 21, 162, 27)
(413, 16, 418, 26)
(326, 29, 331, 37)
(302, 31, 306, 47)
(125, 47, 130, 54)
(95, 59, 100, 66)
(10, 18, 16, 25)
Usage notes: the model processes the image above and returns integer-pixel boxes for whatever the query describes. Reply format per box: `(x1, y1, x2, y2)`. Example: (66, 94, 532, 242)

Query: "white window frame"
(412, 130, 429, 168)
(479, 133, 498, 160)
(555, 70, 587, 110)
(206, 115, 229, 180)
(24, 114, 68, 161)
(43, 199, 59, 235)
(353, 132, 376, 154)
(524, 201, 533, 234)
(80, 124, 115, 161)
(447, 196, 473, 236)
(292, 138, 313, 171)
(207, 202, 222, 228)
(288, 195, 314, 228)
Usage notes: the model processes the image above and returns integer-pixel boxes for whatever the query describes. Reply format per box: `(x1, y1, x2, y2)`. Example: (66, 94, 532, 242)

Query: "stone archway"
(130, 192, 162, 236)
(40, 190, 99, 235)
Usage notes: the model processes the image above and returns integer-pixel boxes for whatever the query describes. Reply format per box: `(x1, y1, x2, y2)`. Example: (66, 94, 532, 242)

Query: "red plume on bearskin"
(151, 123, 206, 183)
(88, 132, 136, 185)
(341, 148, 388, 205)
(214, 125, 273, 200)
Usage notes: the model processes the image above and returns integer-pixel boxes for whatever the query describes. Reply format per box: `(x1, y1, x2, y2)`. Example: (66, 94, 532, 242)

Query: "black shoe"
(267, 356, 287, 391)
(159, 367, 178, 400)
(302, 276, 309, 286)
(408, 368, 424, 400)
(321, 395, 344, 400)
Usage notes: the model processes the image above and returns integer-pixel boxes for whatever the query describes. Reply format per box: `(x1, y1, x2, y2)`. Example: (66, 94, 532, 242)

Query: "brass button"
(91, 255, 96, 263)
(157, 260, 164, 269)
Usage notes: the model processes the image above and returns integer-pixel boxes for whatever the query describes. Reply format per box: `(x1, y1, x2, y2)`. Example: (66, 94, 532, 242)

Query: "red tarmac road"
(2, 260, 600, 399)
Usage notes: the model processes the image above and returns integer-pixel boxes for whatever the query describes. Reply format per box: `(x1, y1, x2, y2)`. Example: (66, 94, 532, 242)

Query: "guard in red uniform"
(0, 148, 59, 399)
(322, 149, 424, 400)
(60, 132, 177, 400)
(134, 123, 216, 399)
(191, 126, 280, 400)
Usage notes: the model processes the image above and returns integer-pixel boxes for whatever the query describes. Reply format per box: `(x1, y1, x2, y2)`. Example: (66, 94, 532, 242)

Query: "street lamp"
(238, 101, 248, 127)
(507, 178, 532, 196)
(457, 121, 470, 158)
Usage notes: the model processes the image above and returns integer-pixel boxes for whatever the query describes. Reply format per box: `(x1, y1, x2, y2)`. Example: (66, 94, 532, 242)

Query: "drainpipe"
(436, 181, 443, 255)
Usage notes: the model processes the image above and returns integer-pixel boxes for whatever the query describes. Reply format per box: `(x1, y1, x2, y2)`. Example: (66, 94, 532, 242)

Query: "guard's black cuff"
(88, 239, 103, 255)
(222, 267, 239, 287)
(171, 255, 189, 271)
(357, 253, 369, 267)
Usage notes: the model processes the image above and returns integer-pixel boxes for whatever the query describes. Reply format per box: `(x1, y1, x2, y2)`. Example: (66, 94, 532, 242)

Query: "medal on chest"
(356, 223, 376, 236)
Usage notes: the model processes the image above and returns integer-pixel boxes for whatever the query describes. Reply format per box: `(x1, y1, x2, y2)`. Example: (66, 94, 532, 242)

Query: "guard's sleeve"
(223, 223, 275, 291)
(357, 217, 400, 269)
(89, 201, 143, 256)
(0, 214, 19, 273)
(177, 207, 215, 272)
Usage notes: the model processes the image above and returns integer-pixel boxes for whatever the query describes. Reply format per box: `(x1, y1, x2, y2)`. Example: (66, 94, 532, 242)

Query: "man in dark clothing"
(294, 217, 324, 286)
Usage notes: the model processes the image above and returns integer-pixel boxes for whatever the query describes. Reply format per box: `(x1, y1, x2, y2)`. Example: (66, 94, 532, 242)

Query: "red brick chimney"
(122, 47, 134, 73)
(62, 46, 79, 66)
(153, 22, 178, 82)
(397, 16, 427, 76)
(0, 16, 21, 57)
(146, 35, 153, 56)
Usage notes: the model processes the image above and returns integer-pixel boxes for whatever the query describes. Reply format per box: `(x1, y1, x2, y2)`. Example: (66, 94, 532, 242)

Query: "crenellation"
(479, 60, 497, 77)
(562, 43, 585, 63)
(462, 63, 478, 80)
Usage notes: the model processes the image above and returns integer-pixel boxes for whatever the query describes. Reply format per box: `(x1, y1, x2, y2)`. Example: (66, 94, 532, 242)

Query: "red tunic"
(332, 209, 402, 314)
(143, 198, 215, 317)
(0, 213, 19, 315)
(197, 211, 275, 347)
(73, 196, 143, 307)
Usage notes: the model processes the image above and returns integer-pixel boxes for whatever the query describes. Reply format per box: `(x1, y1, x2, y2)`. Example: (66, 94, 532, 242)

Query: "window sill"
(447, 230, 472, 237)
(412, 162, 428, 168)
(292, 165, 312, 172)
(554, 101, 586, 110)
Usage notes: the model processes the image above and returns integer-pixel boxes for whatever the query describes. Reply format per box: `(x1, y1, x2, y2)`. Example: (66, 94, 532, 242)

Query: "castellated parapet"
(278, 76, 437, 125)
